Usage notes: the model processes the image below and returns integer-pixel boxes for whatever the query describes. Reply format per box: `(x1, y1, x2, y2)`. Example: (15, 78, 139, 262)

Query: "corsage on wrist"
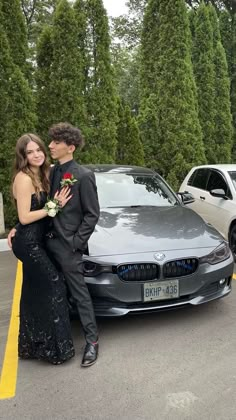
(44, 198, 60, 217)
(60, 172, 77, 187)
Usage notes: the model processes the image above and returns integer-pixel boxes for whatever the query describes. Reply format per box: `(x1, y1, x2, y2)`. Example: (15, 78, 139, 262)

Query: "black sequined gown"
(12, 192, 75, 364)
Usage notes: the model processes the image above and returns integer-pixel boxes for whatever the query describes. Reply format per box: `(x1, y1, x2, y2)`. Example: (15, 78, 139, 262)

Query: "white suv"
(179, 164, 236, 257)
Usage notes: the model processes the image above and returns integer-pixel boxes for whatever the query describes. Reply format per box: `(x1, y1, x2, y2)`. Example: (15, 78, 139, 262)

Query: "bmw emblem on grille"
(154, 252, 165, 261)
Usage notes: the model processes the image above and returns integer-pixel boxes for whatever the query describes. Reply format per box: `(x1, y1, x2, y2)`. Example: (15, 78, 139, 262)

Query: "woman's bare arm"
(13, 173, 72, 225)
(13, 173, 47, 225)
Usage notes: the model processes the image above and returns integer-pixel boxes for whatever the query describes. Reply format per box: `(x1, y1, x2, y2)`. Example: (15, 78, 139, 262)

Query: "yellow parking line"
(233, 273, 236, 280)
(0, 261, 22, 400)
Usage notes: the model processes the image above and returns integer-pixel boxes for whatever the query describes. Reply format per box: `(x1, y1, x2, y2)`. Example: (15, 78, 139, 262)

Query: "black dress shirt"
(50, 160, 74, 198)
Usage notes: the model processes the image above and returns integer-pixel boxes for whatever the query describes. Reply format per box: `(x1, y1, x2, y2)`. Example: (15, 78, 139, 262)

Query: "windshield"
(95, 173, 179, 208)
(228, 171, 236, 191)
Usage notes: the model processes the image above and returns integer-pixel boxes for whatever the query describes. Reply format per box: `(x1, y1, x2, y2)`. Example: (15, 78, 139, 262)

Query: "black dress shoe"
(81, 343, 99, 367)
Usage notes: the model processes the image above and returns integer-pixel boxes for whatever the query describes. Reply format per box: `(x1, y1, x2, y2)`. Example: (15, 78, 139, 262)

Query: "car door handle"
(200, 196, 205, 200)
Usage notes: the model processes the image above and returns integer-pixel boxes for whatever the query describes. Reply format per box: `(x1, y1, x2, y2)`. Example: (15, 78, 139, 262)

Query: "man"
(9, 122, 100, 367)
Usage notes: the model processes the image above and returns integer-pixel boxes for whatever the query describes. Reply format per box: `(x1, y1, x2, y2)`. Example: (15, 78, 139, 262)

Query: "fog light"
(219, 279, 226, 287)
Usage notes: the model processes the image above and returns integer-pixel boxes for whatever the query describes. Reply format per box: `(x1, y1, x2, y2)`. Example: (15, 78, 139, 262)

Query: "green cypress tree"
(36, 25, 54, 141)
(116, 102, 144, 166)
(219, 10, 232, 75)
(0, 20, 14, 209)
(73, 0, 89, 159)
(138, 94, 159, 168)
(188, 8, 195, 39)
(80, 0, 117, 164)
(48, 0, 86, 128)
(154, 0, 205, 189)
(220, 11, 236, 160)
(209, 5, 232, 163)
(1, 0, 28, 70)
(73, 0, 87, 92)
(213, 41, 232, 162)
(231, 15, 236, 160)
(138, 0, 160, 168)
(0, 12, 36, 226)
(4, 69, 36, 227)
(192, 2, 215, 163)
(208, 3, 221, 46)
(139, 0, 160, 97)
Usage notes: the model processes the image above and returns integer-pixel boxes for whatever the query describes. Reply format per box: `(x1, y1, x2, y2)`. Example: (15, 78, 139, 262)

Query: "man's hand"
(7, 228, 17, 249)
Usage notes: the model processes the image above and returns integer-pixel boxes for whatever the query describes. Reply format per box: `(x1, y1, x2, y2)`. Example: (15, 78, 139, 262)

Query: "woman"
(12, 133, 75, 364)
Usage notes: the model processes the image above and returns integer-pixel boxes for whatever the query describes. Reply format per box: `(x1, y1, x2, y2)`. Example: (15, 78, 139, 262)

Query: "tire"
(229, 224, 236, 261)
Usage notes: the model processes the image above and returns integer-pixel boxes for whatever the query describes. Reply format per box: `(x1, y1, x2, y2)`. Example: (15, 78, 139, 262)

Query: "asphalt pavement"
(0, 246, 236, 420)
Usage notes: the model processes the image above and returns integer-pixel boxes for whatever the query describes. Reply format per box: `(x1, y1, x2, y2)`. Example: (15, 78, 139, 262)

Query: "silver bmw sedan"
(72, 165, 234, 317)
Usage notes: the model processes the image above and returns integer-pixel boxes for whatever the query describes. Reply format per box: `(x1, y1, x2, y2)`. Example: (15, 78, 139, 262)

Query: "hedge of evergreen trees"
(0, 0, 234, 226)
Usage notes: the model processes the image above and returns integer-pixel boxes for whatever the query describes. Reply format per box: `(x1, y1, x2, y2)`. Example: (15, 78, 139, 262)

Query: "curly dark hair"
(48, 122, 85, 149)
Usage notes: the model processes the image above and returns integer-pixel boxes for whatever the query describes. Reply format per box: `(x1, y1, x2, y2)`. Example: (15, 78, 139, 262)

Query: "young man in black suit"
(46, 122, 100, 367)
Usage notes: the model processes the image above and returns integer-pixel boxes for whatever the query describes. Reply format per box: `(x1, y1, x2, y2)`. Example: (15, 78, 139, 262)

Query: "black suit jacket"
(50, 161, 100, 253)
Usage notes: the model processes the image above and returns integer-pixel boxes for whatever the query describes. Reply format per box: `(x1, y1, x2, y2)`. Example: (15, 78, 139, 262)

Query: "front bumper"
(89, 281, 232, 316)
(81, 249, 234, 316)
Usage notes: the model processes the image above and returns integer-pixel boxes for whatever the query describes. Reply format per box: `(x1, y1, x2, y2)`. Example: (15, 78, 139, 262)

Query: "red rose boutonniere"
(60, 172, 77, 188)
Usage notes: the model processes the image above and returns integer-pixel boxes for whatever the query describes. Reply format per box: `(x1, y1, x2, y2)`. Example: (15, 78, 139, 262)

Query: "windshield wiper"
(105, 205, 145, 208)
(123, 205, 158, 208)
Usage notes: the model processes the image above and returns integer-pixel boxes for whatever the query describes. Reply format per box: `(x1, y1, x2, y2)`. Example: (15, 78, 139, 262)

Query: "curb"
(0, 239, 11, 252)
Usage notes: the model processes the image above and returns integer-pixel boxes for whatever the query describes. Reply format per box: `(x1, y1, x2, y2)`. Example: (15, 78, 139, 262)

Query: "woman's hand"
(54, 187, 73, 208)
(7, 228, 17, 249)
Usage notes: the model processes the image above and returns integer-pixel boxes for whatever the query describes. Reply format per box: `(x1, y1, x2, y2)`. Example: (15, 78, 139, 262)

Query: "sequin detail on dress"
(12, 192, 75, 364)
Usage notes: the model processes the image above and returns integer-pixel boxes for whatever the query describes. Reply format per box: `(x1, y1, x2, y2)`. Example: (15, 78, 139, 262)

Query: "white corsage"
(44, 198, 60, 217)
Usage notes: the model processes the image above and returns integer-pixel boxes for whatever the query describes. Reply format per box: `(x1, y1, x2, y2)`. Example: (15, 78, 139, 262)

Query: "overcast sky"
(103, 0, 128, 16)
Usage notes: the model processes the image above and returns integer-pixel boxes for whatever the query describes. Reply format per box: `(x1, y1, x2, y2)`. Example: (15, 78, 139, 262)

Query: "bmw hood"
(88, 206, 224, 257)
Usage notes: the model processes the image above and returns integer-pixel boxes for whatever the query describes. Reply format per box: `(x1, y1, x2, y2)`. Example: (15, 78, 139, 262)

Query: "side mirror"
(210, 189, 228, 199)
(177, 191, 195, 205)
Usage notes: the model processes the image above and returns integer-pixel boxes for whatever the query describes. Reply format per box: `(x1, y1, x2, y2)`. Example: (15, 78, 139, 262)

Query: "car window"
(206, 170, 230, 197)
(188, 168, 209, 190)
(95, 173, 179, 208)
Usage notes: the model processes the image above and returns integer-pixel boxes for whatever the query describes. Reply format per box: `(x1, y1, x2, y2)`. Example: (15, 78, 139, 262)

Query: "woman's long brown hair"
(12, 133, 50, 200)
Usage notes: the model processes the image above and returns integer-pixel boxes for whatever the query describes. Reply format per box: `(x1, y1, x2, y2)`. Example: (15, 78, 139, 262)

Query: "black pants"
(46, 237, 98, 344)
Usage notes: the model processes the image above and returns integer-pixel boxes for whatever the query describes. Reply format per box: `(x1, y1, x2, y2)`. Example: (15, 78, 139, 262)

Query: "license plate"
(143, 280, 179, 302)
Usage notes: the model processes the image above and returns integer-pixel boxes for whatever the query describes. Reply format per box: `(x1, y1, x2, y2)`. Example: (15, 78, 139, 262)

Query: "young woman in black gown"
(11, 133, 75, 365)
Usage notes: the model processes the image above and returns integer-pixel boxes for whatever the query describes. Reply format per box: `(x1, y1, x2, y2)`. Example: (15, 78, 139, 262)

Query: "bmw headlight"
(83, 261, 113, 277)
(200, 242, 231, 265)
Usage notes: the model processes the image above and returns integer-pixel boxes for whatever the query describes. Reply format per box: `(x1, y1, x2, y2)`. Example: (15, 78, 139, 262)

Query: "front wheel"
(229, 224, 236, 261)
